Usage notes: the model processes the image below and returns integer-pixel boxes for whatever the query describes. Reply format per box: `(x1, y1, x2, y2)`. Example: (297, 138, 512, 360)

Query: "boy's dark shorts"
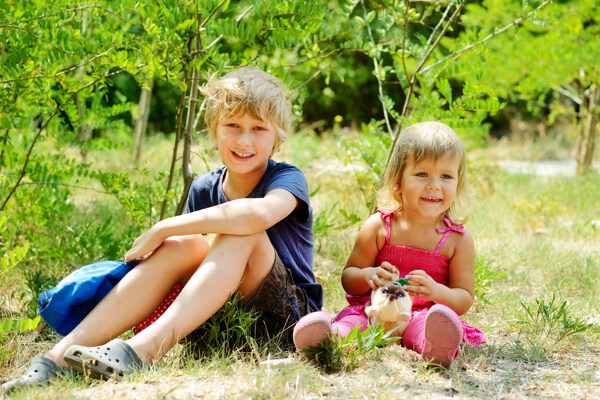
(243, 250, 315, 347)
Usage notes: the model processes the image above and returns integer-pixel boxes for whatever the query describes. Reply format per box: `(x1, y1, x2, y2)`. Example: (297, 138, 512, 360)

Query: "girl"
(3, 67, 322, 392)
(293, 121, 485, 368)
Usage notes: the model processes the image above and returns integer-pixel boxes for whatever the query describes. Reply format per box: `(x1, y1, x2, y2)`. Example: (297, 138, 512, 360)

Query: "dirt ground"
(4, 339, 599, 399)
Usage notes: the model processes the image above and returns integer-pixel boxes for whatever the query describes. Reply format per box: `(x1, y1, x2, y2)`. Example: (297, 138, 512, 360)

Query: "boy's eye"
(442, 174, 454, 179)
(416, 172, 428, 177)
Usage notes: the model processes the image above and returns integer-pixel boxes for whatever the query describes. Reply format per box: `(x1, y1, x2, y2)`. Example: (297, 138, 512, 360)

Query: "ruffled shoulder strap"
(377, 209, 395, 245)
(434, 217, 465, 254)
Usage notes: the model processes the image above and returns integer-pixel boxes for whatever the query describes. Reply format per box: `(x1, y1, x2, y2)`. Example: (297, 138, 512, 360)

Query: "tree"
(456, 0, 599, 174)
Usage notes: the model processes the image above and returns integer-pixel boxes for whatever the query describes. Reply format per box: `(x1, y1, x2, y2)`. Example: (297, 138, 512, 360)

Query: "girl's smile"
(398, 154, 460, 220)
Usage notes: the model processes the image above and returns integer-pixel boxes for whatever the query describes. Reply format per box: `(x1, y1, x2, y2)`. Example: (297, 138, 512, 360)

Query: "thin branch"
(414, 3, 463, 76)
(400, 1, 410, 97)
(291, 57, 336, 92)
(0, 69, 125, 212)
(193, 5, 254, 55)
(421, 0, 552, 74)
(555, 86, 582, 105)
(401, 3, 463, 118)
(0, 24, 80, 55)
(360, 0, 393, 137)
(420, 1, 453, 63)
(0, 33, 144, 84)
(0, 129, 8, 166)
(19, 181, 112, 194)
(17, 5, 142, 29)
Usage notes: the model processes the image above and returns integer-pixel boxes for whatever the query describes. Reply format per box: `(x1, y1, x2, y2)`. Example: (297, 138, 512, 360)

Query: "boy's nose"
(237, 130, 252, 146)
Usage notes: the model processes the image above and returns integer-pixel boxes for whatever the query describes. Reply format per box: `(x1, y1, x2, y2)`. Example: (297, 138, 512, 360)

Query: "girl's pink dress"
(334, 210, 485, 347)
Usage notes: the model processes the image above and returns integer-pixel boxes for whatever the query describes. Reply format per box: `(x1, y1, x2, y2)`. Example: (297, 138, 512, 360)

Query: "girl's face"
(216, 109, 276, 179)
(398, 153, 460, 221)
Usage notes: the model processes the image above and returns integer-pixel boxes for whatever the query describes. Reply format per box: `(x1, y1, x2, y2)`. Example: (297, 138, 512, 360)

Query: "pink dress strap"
(434, 217, 465, 254)
(377, 209, 395, 245)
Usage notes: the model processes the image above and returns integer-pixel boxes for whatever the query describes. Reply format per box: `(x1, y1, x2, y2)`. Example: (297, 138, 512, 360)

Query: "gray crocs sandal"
(63, 339, 142, 381)
(1, 356, 74, 394)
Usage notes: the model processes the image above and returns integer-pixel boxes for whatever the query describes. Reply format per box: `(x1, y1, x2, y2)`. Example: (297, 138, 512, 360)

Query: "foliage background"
(1, 0, 599, 398)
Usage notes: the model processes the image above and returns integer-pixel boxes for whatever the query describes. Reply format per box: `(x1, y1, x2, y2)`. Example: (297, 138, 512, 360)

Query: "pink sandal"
(292, 311, 333, 352)
(422, 304, 463, 368)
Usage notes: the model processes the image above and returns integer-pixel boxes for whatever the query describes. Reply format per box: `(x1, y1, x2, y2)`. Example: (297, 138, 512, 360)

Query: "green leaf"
(174, 19, 195, 31)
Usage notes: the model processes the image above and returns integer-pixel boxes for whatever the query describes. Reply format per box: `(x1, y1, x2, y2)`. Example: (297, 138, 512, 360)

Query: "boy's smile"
(216, 110, 277, 195)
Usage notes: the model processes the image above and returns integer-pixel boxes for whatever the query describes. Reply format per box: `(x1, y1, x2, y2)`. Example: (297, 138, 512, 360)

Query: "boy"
(3, 67, 322, 391)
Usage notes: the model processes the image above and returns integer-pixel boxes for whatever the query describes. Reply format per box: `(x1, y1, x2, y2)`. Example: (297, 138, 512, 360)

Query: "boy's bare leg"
(125, 231, 274, 363)
(44, 234, 210, 367)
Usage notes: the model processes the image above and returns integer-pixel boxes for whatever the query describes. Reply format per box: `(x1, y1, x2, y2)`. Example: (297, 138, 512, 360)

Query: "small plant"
(0, 317, 41, 364)
(313, 201, 361, 252)
(184, 293, 260, 360)
(511, 294, 591, 362)
(337, 120, 391, 212)
(513, 192, 568, 232)
(0, 212, 29, 279)
(300, 323, 399, 373)
(474, 256, 505, 304)
(22, 269, 59, 318)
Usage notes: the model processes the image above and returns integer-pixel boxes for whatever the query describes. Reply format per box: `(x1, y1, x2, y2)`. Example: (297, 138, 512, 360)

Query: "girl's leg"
(45, 234, 211, 366)
(331, 314, 368, 338)
(125, 231, 275, 363)
(402, 305, 463, 368)
(293, 312, 368, 352)
(401, 311, 426, 352)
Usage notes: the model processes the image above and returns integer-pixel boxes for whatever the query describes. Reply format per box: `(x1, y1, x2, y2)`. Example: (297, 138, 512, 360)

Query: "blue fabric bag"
(38, 260, 141, 336)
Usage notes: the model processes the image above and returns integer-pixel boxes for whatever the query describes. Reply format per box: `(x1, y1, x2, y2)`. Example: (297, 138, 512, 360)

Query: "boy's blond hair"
(201, 66, 292, 152)
(378, 121, 469, 224)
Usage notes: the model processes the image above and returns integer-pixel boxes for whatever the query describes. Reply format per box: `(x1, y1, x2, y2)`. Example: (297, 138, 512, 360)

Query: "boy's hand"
(124, 225, 165, 262)
(366, 261, 399, 291)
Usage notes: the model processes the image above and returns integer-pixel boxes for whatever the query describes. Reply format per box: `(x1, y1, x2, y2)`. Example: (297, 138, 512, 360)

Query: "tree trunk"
(133, 77, 154, 167)
(174, 54, 200, 216)
(75, 11, 91, 162)
(575, 83, 598, 175)
(175, 14, 204, 216)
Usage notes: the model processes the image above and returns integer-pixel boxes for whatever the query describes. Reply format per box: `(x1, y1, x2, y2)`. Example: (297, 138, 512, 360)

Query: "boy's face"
(398, 154, 459, 221)
(216, 110, 277, 178)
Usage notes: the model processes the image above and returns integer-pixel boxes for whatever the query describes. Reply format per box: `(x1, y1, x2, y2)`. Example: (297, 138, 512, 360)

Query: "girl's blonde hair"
(378, 121, 469, 223)
(201, 66, 292, 153)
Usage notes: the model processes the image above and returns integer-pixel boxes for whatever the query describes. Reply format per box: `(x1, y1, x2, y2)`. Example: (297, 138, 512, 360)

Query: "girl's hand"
(366, 261, 399, 291)
(124, 226, 165, 262)
(402, 270, 442, 301)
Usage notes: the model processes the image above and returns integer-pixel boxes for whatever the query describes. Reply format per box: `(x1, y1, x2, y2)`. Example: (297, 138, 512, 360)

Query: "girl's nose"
(427, 178, 440, 189)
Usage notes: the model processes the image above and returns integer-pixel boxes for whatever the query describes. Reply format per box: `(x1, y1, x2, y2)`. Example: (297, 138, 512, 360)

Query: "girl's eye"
(442, 174, 454, 179)
(416, 172, 428, 177)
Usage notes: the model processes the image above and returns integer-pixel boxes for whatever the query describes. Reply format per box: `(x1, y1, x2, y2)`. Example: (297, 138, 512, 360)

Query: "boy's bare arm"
(124, 189, 297, 262)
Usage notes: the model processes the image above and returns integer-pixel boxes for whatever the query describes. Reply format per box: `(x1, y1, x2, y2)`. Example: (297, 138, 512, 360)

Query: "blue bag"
(38, 260, 141, 336)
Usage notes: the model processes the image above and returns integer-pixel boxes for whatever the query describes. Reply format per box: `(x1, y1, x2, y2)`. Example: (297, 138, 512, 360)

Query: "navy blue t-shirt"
(186, 159, 323, 311)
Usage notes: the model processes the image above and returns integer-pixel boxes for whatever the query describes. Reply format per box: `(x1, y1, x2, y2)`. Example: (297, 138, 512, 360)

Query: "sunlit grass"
(1, 131, 599, 398)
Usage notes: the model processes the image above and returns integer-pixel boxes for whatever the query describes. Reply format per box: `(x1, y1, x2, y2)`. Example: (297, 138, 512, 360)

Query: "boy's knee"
(161, 234, 210, 262)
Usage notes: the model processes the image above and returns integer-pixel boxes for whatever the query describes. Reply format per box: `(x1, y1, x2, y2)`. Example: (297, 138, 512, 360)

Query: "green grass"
(1, 130, 599, 398)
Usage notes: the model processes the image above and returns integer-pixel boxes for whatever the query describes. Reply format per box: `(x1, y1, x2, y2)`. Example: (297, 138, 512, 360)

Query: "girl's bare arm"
(404, 229, 476, 315)
(341, 213, 395, 295)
